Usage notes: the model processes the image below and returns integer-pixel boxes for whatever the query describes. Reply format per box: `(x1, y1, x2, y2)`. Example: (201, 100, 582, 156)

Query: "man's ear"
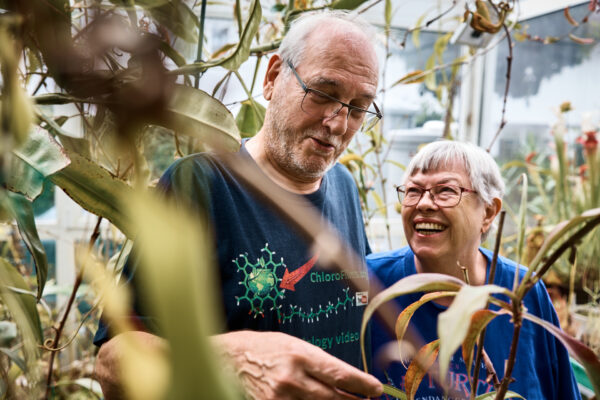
(263, 54, 283, 101)
(482, 197, 502, 234)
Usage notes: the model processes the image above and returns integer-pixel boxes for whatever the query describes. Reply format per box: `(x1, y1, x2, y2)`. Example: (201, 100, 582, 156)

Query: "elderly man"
(368, 141, 581, 399)
(95, 10, 384, 400)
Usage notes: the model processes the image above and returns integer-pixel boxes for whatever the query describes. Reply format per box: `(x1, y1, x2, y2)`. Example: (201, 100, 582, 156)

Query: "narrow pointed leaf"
(383, 383, 407, 399)
(406, 340, 440, 400)
(339, 153, 364, 166)
(462, 309, 499, 378)
(0, 258, 43, 343)
(412, 13, 428, 48)
(209, 0, 261, 71)
(49, 152, 134, 238)
(5, 192, 48, 300)
(474, 391, 525, 399)
(7, 127, 71, 200)
(392, 70, 426, 86)
(361, 273, 464, 372)
(163, 85, 241, 152)
(37, 111, 92, 160)
(331, 0, 369, 10)
(515, 173, 528, 289)
(438, 285, 507, 381)
(522, 311, 600, 395)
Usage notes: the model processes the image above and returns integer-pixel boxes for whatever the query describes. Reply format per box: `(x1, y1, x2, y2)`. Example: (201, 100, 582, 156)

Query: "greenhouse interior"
(1, 0, 599, 399)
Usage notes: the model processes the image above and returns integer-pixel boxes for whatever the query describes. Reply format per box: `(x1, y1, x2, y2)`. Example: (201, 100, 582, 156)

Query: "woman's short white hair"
(278, 10, 377, 69)
(402, 140, 505, 206)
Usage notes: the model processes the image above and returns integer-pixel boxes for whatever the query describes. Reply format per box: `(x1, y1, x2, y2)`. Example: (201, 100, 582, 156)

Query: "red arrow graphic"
(279, 252, 319, 291)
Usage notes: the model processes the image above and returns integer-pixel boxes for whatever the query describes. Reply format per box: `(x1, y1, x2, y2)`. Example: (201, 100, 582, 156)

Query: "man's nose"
(322, 107, 350, 136)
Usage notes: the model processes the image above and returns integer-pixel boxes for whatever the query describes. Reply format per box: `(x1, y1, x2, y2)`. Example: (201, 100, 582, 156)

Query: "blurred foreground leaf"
(164, 85, 241, 151)
(236, 99, 265, 138)
(125, 190, 240, 399)
(474, 391, 525, 399)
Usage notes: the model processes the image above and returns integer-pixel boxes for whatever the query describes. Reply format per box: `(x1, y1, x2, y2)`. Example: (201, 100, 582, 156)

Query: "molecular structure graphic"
(234, 244, 286, 319)
(235, 244, 355, 323)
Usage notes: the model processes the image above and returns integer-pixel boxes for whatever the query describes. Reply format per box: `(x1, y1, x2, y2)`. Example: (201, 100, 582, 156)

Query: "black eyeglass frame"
(286, 60, 383, 124)
(396, 184, 478, 208)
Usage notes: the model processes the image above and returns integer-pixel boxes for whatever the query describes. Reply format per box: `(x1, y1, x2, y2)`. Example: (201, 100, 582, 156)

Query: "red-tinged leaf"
(395, 292, 455, 365)
(438, 285, 508, 381)
(569, 33, 594, 45)
(360, 273, 465, 372)
(462, 309, 499, 378)
(564, 7, 579, 26)
(405, 340, 440, 400)
(522, 312, 600, 395)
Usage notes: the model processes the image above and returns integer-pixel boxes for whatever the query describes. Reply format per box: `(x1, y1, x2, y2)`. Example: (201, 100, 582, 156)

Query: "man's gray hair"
(403, 140, 505, 207)
(278, 10, 377, 69)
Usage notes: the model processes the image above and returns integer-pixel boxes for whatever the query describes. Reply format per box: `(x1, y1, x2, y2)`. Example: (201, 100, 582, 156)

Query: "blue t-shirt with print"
(95, 142, 371, 368)
(367, 246, 581, 400)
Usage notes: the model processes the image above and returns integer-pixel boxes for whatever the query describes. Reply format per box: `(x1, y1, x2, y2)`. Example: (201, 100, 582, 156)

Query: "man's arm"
(96, 330, 383, 400)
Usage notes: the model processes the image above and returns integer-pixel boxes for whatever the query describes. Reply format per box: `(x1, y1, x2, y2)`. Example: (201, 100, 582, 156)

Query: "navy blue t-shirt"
(368, 246, 581, 400)
(95, 143, 371, 368)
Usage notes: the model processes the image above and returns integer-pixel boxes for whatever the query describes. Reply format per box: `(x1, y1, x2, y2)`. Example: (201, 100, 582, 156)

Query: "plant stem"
(194, 0, 207, 89)
(495, 300, 522, 399)
(471, 211, 505, 397)
(44, 216, 103, 399)
(486, 22, 513, 152)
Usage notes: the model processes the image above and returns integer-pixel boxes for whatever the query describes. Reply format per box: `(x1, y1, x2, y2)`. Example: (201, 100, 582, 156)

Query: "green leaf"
(461, 309, 498, 378)
(37, 112, 92, 159)
(235, 99, 265, 138)
(385, 0, 392, 31)
(0, 346, 27, 372)
(124, 190, 239, 399)
(474, 391, 525, 399)
(385, 159, 406, 170)
(412, 13, 428, 48)
(360, 273, 465, 372)
(424, 55, 436, 91)
(515, 173, 528, 289)
(383, 383, 407, 399)
(209, 0, 261, 71)
(330, 0, 369, 10)
(406, 340, 439, 400)
(5, 192, 48, 300)
(136, 0, 199, 43)
(370, 190, 384, 212)
(0, 258, 43, 344)
(49, 152, 135, 238)
(437, 285, 507, 381)
(7, 127, 71, 200)
(163, 84, 241, 152)
(522, 311, 600, 396)
(157, 38, 188, 66)
(392, 70, 427, 86)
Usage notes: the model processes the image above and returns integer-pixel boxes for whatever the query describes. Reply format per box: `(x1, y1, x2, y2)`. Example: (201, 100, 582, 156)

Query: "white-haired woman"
(368, 140, 580, 399)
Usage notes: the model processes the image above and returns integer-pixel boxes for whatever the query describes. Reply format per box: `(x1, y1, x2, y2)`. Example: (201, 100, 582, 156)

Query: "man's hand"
(213, 331, 383, 400)
(95, 331, 167, 400)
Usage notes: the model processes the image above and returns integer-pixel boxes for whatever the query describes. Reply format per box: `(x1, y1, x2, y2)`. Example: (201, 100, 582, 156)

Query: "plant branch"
(486, 22, 513, 152)
(44, 216, 103, 400)
(471, 211, 506, 397)
(495, 299, 522, 399)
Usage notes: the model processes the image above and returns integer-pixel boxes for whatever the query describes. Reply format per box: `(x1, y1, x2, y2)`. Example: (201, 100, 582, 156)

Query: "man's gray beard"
(265, 111, 338, 182)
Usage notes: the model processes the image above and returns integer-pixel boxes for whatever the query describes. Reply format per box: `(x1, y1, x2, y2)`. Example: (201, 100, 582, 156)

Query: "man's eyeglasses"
(396, 184, 478, 208)
(286, 60, 382, 133)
